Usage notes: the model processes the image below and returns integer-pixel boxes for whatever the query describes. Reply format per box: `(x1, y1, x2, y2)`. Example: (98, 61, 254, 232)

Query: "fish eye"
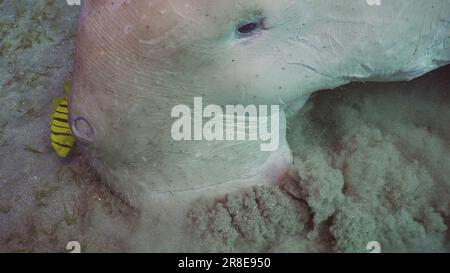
(235, 18, 265, 38)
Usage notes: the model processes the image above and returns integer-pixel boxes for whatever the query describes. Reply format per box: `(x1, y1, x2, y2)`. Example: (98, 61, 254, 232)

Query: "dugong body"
(70, 0, 450, 211)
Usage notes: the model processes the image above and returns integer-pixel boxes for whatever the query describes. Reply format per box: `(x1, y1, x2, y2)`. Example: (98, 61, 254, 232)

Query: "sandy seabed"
(0, 1, 449, 252)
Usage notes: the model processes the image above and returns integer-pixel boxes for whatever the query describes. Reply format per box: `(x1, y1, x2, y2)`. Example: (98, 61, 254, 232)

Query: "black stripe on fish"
(51, 123, 70, 129)
(51, 139, 73, 149)
(51, 130, 73, 136)
(53, 117, 68, 123)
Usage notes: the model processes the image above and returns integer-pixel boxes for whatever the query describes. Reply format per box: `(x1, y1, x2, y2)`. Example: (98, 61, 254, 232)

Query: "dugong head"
(70, 0, 450, 206)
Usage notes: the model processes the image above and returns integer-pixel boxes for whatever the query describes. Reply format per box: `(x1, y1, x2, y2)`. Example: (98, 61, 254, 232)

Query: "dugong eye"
(235, 17, 265, 38)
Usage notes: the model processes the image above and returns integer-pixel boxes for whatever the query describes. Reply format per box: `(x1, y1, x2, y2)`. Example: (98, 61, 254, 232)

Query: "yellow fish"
(50, 83, 75, 158)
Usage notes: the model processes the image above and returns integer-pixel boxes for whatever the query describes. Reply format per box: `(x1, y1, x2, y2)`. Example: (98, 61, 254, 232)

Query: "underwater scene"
(0, 0, 449, 253)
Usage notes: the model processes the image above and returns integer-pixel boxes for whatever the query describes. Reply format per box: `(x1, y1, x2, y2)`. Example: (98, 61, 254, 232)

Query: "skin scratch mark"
(414, 13, 427, 56)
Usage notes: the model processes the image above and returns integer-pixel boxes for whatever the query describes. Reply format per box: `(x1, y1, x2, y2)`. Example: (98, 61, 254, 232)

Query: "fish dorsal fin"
(52, 96, 67, 110)
(51, 81, 71, 109)
(63, 81, 72, 94)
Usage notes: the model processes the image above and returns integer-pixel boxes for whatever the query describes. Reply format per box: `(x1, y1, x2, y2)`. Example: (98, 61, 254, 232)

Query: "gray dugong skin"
(70, 0, 450, 208)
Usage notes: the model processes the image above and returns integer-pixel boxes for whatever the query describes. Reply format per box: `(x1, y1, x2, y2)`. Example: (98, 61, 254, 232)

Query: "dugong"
(69, 0, 450, 213)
